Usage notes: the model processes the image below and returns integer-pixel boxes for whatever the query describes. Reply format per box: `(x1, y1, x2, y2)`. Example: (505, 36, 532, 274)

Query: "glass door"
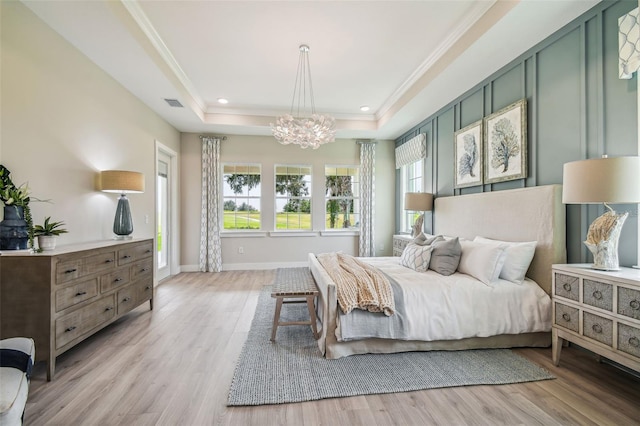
(156, 152, 170, 281)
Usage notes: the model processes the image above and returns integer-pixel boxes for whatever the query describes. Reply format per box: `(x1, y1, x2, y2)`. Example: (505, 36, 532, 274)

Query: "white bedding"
(336, 257, 552, 342)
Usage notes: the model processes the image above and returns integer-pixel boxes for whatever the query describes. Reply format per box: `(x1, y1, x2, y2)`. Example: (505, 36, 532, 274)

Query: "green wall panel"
(396, 0, 638, 267)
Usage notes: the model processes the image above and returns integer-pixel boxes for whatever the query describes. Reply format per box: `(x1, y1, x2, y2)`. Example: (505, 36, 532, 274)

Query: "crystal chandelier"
(271, 45, 336, 149)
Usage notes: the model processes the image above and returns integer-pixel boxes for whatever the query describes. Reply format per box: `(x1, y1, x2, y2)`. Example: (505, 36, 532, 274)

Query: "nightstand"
(392, 234, 412, 256)
(551, 264, 640, 373)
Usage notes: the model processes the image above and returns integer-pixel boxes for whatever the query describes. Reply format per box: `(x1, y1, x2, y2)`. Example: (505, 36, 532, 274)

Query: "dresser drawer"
(583, 279, 613, 312)
(117, 242, 153, 266)
(116, 286, 137, 315)
(100, 267, 131, 293)
(555, 302, 579, 332)
(131, 258, 153, 281)
(582, 311, 613, 346)
(618, 287, 640, 321)
(55, 294, 116, 349)
(136, 280, 153, 303)
(56, 259, 83, 284)
(55, 278, 99, 312)
(617, 323, 640, 358)
(554, 273, 579, 301)
(84, 251, 116, 274)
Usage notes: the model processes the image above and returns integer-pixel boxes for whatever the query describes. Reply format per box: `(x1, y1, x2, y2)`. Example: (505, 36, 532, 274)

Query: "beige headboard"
(433, 185, 566, 294)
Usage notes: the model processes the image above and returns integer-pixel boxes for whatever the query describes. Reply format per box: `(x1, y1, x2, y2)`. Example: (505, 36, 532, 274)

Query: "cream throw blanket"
(316, 252, 395, 316)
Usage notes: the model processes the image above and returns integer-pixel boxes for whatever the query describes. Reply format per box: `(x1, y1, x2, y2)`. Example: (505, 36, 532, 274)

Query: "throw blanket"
(316, 252, 395, 316)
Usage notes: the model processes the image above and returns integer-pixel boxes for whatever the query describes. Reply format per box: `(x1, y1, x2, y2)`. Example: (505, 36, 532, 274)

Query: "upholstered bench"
(271, 267, 319, 341)
(0, 337, 35, 426)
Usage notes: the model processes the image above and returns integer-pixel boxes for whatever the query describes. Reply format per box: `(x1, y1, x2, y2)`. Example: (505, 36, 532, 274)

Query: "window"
(325, 166, 359, 230)
(400, 159, 423, 233)
(222, 164, 261, 230)
(275, 165, 312, 230)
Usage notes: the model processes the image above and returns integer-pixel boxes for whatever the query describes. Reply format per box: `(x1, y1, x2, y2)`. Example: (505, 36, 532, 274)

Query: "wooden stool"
(271, 267, 319, 341)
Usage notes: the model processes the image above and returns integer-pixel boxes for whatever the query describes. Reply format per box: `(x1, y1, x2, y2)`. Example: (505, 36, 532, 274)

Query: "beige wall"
(1, 2, 180, 246)
(180, 134, 395, 270)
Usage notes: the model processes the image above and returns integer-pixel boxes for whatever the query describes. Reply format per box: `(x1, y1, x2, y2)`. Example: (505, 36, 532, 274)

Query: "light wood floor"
(25, 271, 640, 425)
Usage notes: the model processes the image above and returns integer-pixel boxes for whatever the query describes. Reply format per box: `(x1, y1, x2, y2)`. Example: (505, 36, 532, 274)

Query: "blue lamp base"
(113, 193, 134, 239)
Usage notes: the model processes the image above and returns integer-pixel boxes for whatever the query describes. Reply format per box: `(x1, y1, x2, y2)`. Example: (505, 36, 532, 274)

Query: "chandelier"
(271, 45, 336, 149)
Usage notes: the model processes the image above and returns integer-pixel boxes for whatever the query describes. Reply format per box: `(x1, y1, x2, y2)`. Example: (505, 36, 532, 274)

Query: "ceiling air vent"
(164, 98, 183, 108)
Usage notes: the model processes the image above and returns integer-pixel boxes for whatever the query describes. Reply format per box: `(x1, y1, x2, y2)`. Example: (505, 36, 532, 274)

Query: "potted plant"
(33, 216, 68, 251)
(0, 165, 34, 250)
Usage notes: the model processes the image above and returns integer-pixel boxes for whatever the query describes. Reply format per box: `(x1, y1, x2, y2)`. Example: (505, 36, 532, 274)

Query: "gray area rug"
(228, 284, 554, 406)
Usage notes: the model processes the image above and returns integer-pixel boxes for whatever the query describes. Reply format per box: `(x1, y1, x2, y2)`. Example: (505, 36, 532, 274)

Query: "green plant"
(0, 164, 35, 248)
(33, 217, 68, 237)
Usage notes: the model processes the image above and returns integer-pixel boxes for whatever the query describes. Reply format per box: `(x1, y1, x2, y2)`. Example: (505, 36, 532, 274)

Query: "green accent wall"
(396, 0, 639, 267)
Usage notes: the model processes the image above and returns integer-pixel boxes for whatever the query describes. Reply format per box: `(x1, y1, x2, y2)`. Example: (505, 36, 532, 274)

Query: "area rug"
(228, 284, 554, 406)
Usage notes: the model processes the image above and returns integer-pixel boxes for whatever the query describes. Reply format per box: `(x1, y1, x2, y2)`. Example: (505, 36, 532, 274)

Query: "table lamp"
(404, 192, 433, 237)
(562, 156, 640, 270)
(98, 170, 145, 239)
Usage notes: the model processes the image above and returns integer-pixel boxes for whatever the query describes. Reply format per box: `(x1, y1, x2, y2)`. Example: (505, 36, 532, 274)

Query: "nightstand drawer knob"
(561, 313, 571, 322)
(562, 283, 572, 292)
(592, 324, 603, 334)
(65, 326, 76, 332)
(630, 300, 640, 310)
(629, 337, 640, 348)
(592, 290, 602, 300)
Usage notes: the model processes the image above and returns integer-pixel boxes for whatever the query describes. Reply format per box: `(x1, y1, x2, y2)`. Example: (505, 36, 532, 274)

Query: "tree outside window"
(325, 166, 359, 230)
(223, 164, 261, 230)
(275, 165, 312, 230)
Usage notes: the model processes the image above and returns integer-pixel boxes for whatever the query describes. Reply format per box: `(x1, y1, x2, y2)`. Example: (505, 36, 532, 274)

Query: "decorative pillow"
(428, 237, 461, 276)
(458, 240, 507, 285)
(474, 236, 537, 284)
(400, 242, 434, 272)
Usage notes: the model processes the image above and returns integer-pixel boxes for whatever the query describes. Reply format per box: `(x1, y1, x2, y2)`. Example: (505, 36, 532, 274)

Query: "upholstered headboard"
(433, 185, 566, 294)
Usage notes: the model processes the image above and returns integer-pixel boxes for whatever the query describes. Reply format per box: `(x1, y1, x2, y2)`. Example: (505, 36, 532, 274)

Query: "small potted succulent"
(33, 217, 68, 251)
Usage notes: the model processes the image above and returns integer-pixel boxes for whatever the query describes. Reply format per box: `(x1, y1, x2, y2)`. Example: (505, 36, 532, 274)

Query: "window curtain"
(358, 140, 376, 257)
(200, 136, 222, 272)
(619, 7, 640, 79)
(395, 133, 426, 169)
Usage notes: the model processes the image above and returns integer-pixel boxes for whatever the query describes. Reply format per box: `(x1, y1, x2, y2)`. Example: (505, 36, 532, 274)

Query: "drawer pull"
(630, 300, 640, 310)
(629, 337, 640, 348)
(592, 324, 603, 334)
(65, 268, 78, 274)
(105, 259, 114, 263)
(562, 283, 571, 292)
(123, 255, 132, 259)
(75, 291, 87, 297)
(592, 290, 602, 300)
(561, 313, 571, 322)
(146, 249, 152, 253)
(105, 306, 114, 311)
(65, 326, 77, 332)
(141, 268, 149, 272)
(114, 278, 123, 282)
(145, 285, 152, 290)
(123, 297, 131, 302)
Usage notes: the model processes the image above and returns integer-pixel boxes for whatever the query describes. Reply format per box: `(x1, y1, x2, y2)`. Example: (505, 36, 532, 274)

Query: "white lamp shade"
(562, 156, 640, 204)
(404, 192, 433, 211)
(98, 170, 145, 194)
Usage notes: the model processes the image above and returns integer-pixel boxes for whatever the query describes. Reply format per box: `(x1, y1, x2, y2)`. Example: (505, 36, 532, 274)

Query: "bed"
(309, 184, 566, 359)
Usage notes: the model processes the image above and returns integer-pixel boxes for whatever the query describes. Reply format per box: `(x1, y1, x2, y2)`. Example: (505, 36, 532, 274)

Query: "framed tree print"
(483, 99, 527, 184)
(454, 120, 483, 188)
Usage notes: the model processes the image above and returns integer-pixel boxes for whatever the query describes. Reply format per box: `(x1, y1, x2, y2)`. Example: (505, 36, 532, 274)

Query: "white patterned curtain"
(200, 136, 222, 272)
(395, 133, 426, 169)
(619, 7, 640, 79)
(358, 140, 376, 257)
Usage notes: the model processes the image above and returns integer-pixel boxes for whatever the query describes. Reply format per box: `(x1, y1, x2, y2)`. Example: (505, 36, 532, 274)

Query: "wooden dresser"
(551, 264, 640, 374)
(0, 239, 154, 380)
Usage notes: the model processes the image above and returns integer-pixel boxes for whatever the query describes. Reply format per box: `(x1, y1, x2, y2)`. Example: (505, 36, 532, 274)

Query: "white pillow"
(400, 242, 434, 272)
(474, 236, 537, 284)
(458, 240, 507, 286)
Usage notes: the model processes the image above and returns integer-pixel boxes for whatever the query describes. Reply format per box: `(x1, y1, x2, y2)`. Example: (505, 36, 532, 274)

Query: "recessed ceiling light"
(360, 105, 370, 112)
(217, 98, 229, 104)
